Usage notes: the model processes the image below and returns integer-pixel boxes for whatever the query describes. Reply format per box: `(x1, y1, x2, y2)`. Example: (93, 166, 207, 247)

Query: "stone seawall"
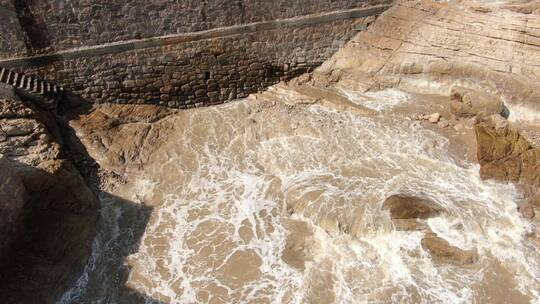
(1, 5, 390, 108)
(0, 0, 392, 57)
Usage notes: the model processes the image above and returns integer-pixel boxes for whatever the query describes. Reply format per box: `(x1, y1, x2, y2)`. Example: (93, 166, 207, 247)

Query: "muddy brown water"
(59, 85, 540, 304)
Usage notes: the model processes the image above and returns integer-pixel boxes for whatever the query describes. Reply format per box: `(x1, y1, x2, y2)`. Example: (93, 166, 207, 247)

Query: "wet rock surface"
(475, 114, 540, 207)
(421, 232, 478, 265)
(382, 194, 444, 220)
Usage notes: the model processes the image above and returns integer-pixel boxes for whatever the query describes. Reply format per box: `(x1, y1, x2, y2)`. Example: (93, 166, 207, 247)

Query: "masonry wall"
(1, 0, 392, 108)
(0, 5, 27, 59)
(5, 0, 392, 56)
(24, 17, 373, 108)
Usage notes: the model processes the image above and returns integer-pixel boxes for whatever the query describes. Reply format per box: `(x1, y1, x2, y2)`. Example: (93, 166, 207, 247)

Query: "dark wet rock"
(421, 232, 478, 265)
(382, 194, 444, 220)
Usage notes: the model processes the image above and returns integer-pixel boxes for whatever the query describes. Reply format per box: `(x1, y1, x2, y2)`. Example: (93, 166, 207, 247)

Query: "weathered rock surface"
(474, 114, 540, 216)
(475, 115, 540, 191)
(0, 87, 99, 304)
(314, 0, 540, 116)
(70, 103, 177, 174)
(450, 86, 505, 118)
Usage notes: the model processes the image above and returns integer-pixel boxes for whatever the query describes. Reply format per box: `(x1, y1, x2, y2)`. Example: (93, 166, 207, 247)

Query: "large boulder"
(450, 86, 505, 118)
(475, 114, 540, 218)
(475, 115, 540, 187)
(0, 94, 99, 303)
(382, 194, 444, 220)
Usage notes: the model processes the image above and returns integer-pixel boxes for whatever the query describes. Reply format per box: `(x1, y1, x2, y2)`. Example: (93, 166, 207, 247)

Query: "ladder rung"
(13, 73, 20, 86)
(25, 77, 32, 90)
(0, 68, 65, 98)
(18, 75, 26, 88)
(7, 71, 14, 85)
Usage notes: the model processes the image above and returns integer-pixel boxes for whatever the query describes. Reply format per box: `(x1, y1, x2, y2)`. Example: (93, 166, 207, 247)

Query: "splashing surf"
(61, 88, 539, 304)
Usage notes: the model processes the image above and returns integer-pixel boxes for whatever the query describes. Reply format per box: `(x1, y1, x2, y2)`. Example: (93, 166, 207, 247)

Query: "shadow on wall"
(13, 0, 51, 52)
(0, 92, 164, 303)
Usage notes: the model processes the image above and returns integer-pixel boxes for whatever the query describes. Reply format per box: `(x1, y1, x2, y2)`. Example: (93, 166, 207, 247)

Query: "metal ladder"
(0, 67, 63, 106)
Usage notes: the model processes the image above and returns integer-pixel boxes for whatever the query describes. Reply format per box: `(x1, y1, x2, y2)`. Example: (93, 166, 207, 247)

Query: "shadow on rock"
(58, 192, 163, 304)
(0, 158, 163, 304)
(0, 158, 98, 304)
(0, 88, 164, 303)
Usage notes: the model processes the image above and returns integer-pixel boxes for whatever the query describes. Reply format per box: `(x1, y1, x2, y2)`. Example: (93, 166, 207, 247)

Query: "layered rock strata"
(303, 0, 540, 212)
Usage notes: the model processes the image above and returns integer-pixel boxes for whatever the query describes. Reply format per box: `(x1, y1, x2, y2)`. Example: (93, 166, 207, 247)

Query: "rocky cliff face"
(0, 85, 99, 303)
(306, 0, 540, 200)
(313, 0, 540, 113)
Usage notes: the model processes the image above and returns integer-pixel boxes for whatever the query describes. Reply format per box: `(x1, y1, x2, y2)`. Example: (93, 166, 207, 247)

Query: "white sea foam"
(507, 103, 540, 124)
(60, 89, 540, 303)
(339, 88, 412, 112)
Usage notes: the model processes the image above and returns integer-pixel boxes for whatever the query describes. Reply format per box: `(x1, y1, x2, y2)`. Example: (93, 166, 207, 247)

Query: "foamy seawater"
(339, 89, 412, 112)
(60, 88, 540, 304)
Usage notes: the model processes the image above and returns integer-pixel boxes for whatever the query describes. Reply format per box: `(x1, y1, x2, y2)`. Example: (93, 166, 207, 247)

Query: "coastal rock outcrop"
(474, 114, 540, 219)
(312, 0, 540, 119)
(0, 86, 99, 304)
(475, 115, 540, 193)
